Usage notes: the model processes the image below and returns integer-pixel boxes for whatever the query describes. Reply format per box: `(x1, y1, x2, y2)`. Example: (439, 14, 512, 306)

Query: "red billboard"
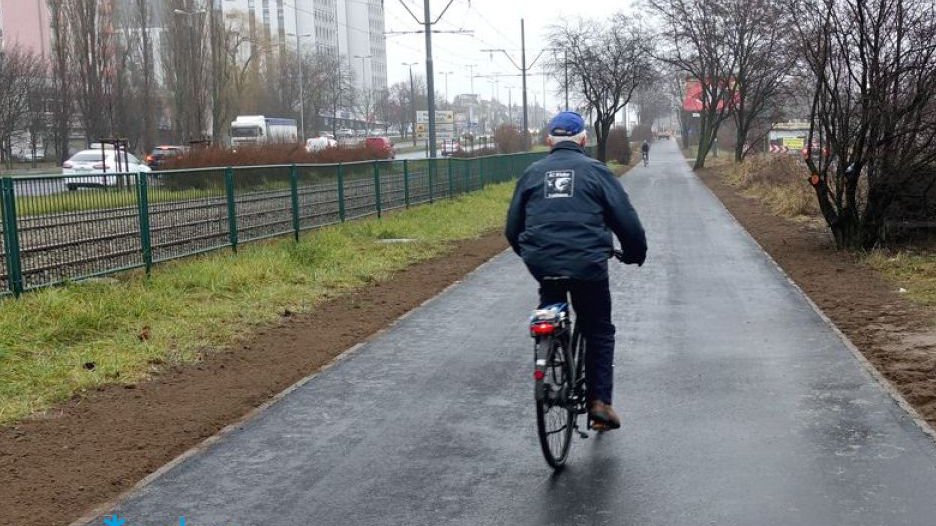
(683, 79, 738, 112)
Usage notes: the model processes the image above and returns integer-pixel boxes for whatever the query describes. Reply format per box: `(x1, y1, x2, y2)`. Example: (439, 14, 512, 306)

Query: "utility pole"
(481, 18, 550, 151)
(395, 0, 463, 158)
(441, 71, 454, 105)
(422, 1, 437, 157)
(403, 61, 418, 146)
(521, 19, 528, 148)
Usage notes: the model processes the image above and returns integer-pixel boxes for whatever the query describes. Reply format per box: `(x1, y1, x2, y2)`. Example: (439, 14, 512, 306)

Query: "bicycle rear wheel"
(535, 334, 574, 469)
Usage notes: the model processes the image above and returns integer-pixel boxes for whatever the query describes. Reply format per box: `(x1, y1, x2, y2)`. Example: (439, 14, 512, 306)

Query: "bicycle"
(530, 250, 627, 469)
(641, 151, 649, 167)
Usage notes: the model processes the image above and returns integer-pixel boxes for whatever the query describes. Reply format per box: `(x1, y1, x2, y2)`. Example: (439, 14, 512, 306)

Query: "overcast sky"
(383, 0, 636, 110)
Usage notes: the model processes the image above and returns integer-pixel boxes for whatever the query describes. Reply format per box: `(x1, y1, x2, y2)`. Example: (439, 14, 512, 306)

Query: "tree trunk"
(734, 122, 746, 162)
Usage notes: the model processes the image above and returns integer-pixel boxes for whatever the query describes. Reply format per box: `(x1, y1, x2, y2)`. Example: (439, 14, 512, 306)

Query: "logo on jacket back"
(545, 170, 574, 198)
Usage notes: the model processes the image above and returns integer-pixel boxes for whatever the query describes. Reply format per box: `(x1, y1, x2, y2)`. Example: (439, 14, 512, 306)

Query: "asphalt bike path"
(85, 140, 936, 525)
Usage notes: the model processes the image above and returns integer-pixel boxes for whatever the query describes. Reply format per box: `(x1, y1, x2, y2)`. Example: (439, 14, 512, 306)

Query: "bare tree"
(648, 0, 740, 169)
(547, 14, 655, 162)
(48, 0, 74, 163)
(723, 0, 793, 161)
(0, 45, 46, 168)
(387, 81, 411, 138)
(163, 1, 210, 143)
(790, 0, 936, 249)
(65, 0, 117, 141)
(128, 0, 156, 152)
(209, 9, 265, 143)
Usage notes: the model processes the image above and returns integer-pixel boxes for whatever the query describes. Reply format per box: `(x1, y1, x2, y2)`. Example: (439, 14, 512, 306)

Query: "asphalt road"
(88, 140, 936, 525)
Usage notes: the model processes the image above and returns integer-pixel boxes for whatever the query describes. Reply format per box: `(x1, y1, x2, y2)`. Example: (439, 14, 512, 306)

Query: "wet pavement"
(87, 140, 936, 525)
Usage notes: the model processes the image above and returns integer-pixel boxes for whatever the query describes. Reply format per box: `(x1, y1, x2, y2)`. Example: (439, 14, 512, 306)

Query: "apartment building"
(0, 0, 51, 58)
(222, 0, 387, 93)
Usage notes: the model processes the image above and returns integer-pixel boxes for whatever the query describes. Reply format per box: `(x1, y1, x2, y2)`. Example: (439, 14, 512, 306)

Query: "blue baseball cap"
(547, 111, 586, 137)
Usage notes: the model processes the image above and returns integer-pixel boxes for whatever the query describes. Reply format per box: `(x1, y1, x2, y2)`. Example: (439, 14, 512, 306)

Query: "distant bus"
(230, 115, 299, 148)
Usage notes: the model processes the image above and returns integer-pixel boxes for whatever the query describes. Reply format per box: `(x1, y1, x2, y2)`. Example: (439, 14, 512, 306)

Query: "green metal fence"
(0, 151, 548, 297)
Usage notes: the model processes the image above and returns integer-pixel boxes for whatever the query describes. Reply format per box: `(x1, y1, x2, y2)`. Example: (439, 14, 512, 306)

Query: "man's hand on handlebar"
(611, 249, 644, 267)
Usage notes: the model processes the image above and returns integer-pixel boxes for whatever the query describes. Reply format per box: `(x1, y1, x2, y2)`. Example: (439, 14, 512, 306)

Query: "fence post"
(1, 178, 23, 297)
(403, 159, 410, 208)
(428, 159, 434, 204)
(337, 163, 346, 222)
(479, 157, 485, 190)
(290, 164, 300, 242)
(224, 166, 238, 253)
(447, 158, 454, 198)
(464, 160, 471, 193)
(373, 161, 382, 218)
(136, 173, 153, 275)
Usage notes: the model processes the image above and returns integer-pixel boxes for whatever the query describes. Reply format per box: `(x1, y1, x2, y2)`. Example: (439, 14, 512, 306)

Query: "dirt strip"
(698, 167, 936, 430)
(0, 231, 509, 526)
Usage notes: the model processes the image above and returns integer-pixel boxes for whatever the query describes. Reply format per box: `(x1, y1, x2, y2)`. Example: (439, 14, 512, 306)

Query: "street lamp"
(288, 32, 313, 140)
(440, 71, 454, 104)
(353, 54, 373, 133)
(403, 61, 419, 146)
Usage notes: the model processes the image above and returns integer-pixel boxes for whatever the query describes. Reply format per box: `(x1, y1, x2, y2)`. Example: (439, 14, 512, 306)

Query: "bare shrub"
(727, 155, 818, 218)
(605, 128, 632, 165)
(162, 144, 381, 169)
(494, 125, 526, 154)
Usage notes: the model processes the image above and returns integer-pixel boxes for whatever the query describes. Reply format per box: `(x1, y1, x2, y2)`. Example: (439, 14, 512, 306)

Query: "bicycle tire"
(535, 334, 575, 469)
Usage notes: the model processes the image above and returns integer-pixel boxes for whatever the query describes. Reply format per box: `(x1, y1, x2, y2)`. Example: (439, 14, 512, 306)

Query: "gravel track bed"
(0, 169, 479, 293)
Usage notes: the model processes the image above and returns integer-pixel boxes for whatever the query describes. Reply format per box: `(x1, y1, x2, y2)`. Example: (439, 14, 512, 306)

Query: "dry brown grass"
(723, 154, 819, 219)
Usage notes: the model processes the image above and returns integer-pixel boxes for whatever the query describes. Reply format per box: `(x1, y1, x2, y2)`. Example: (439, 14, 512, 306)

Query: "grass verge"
(866, 252, 936, 306)
(0, 182, 515, 425)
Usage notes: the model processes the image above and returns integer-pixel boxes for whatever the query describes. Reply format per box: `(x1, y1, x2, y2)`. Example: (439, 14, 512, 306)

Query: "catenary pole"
(521, 18, 529, 149)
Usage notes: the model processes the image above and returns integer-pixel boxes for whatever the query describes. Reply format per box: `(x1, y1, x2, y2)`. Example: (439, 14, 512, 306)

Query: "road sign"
(769, 144, 790, 154)
(783, 137, 805, 150)
(416, 111, 454, 124)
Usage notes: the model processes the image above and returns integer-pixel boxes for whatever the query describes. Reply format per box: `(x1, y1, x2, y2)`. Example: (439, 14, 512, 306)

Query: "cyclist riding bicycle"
(641, 140, 650, 164)
(505, 111, 647, 431)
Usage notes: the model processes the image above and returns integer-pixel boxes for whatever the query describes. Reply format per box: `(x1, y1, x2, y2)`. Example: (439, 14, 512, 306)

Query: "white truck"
(230, 115, 299, 148)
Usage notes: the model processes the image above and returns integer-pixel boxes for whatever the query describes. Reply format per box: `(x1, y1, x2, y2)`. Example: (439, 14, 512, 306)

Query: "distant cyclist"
(640, 140, 650, 166)
(505, 111, 647, 430)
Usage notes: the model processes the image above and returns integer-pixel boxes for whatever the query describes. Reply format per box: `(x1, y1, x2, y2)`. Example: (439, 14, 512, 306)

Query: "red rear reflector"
(531, 322, 555, 335)
(534, 370, 545, 381)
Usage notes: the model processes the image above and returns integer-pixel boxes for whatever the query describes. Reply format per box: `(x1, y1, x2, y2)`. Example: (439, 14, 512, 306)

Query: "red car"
(365, 136, 395, 159)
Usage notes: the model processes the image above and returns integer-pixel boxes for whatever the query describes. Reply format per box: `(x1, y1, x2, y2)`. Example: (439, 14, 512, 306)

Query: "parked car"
(440, 140, 463, 157)
(305, 136, 338, 153)
(63, 149, 151, 190)
(145, 145, 187, 169)
(336, 128, 355, 139)
(365, 136, 395, 159)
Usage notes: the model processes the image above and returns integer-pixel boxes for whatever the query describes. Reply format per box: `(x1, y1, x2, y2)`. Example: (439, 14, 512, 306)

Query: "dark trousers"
(538, 278, 616, 404)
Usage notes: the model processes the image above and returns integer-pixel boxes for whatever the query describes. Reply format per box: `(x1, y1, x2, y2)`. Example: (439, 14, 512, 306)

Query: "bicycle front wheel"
(535, 335, 574, 469)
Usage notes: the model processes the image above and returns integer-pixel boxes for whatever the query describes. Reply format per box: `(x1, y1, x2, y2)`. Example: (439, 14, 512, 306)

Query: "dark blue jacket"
(505, 142, 646, 281)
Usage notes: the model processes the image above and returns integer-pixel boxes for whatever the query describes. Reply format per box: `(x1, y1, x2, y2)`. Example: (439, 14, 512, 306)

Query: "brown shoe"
(589, 400, 621, 431)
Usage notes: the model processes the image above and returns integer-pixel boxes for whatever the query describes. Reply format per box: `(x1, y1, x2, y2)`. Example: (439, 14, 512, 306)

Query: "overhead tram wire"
(467, 3, 520, 49)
